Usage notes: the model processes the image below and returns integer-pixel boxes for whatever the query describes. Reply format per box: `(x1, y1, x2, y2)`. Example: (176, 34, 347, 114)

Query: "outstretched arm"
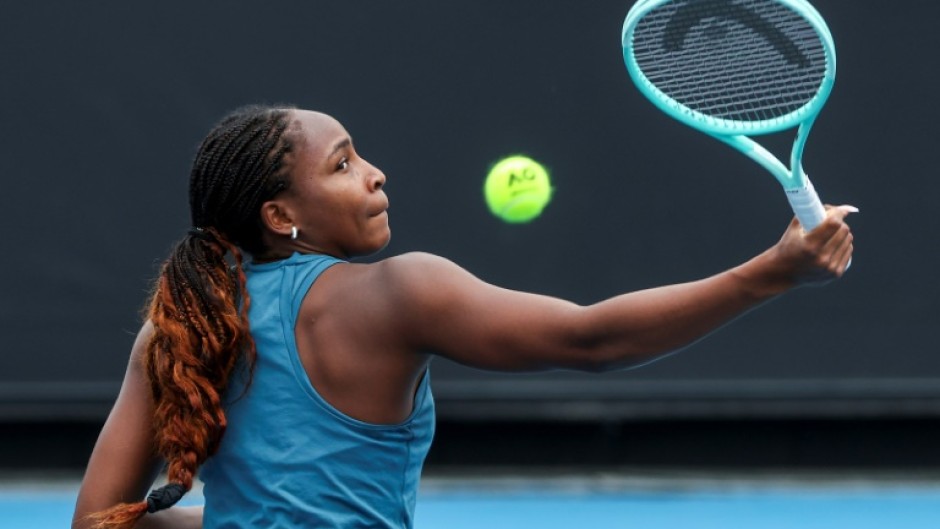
(72, 322, 203, 529)
(377, 207, 854, 372)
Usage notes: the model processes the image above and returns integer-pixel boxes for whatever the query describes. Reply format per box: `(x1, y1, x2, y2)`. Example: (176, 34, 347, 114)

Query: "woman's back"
(201, 252, 435, 529)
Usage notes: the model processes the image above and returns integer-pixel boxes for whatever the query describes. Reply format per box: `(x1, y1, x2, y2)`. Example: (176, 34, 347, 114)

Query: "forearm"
(580, 248, 792, 370)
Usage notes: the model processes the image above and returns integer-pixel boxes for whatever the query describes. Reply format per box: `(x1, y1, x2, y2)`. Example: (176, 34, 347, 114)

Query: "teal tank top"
(200, 252, 436, 529)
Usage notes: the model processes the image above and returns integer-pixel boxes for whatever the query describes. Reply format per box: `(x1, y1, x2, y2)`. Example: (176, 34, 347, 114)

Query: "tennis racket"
(622, 0, 836, 231)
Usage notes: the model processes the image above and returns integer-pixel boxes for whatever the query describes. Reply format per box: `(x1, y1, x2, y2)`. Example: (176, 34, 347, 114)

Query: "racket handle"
(785, 178, 826, 231)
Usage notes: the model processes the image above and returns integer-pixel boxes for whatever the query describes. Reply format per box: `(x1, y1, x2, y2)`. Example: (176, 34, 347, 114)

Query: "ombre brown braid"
(87, 105, 297, 528)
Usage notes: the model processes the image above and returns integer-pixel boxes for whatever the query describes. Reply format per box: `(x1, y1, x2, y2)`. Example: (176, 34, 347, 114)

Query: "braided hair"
(87, 105, 298, 528)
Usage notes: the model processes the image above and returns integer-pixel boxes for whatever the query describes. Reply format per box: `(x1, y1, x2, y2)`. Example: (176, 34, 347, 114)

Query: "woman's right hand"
(767, 204, 857, 288)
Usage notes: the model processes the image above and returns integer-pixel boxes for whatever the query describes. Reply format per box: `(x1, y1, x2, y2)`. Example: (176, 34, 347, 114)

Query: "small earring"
(290, 226, 299, 240)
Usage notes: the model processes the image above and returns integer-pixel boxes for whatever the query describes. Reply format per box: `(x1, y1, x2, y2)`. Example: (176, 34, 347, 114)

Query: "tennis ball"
(484, 155, 553, 223)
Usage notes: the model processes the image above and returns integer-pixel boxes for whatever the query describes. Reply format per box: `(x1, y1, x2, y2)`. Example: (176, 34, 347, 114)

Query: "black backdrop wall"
(1, 1, 938, 423)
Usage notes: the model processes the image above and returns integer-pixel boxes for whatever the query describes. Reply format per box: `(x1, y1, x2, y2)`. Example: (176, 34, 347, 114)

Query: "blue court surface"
(4, 474, 939, 529)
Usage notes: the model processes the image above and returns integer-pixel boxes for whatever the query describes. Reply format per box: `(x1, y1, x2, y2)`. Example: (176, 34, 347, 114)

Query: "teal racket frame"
(622, 0, 836, 229)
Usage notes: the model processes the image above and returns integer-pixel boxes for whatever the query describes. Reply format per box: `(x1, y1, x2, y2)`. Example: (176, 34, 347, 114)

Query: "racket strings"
(631, 0, 827, 123)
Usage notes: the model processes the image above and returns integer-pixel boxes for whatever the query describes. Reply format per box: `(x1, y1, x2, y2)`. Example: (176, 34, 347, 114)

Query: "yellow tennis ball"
(484, 155, 553, 223)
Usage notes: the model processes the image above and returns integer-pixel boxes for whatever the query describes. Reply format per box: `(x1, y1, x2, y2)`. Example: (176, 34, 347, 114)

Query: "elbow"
(573, 354, 616, 373)
(564, 326, 673, 373)
(556, 306, 674, 373)
(560, 339, 655, 373)
(571, 347, 664, 373)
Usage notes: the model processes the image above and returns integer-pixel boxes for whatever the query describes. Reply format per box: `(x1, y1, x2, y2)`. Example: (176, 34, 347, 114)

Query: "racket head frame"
(622, 0, 836, 138)
(621, 0, 836, 190)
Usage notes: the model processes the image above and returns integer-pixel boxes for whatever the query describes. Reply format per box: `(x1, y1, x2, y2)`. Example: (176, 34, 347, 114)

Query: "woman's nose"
(366, 161, 385, 191)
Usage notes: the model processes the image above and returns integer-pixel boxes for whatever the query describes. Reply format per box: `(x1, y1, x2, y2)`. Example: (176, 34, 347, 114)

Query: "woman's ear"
(259, 200, 294, 239)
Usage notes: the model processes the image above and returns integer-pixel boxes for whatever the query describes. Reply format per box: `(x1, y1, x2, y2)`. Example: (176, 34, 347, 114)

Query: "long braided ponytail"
(87, 105, 298, 528)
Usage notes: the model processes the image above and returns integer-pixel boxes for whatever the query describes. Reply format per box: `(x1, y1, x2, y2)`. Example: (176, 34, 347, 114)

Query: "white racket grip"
(785, 178, 826, 232)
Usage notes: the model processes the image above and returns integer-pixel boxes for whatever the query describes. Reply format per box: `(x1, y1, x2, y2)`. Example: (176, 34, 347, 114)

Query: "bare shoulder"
(305, 252, 463, 311)
(326, 252, 469, 290)
(128, 320, 155, 366)
(370, 252, 479, 303)
(135, 319, 155, 345)
(377, 251, 466, 280)
(122, 321, 156, 403)
(316, 252, 480, 329)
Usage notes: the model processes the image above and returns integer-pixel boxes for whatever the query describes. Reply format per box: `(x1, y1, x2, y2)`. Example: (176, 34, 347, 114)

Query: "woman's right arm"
(375, 208, 854, 372)
(72, 322, 203, 529)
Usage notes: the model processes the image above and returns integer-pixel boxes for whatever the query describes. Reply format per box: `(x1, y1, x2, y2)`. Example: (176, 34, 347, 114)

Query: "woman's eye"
(337, 158, 349, 171)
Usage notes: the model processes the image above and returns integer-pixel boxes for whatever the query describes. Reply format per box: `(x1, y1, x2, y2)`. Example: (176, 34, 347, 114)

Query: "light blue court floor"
(4, 472, 940, 528)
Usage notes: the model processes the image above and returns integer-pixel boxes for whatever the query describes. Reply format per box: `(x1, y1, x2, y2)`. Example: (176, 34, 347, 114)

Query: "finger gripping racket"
(622, 0, 836, 230)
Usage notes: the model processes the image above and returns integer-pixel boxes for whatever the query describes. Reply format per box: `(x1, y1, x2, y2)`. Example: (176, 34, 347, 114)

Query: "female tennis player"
(72, 105, 854, 529)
